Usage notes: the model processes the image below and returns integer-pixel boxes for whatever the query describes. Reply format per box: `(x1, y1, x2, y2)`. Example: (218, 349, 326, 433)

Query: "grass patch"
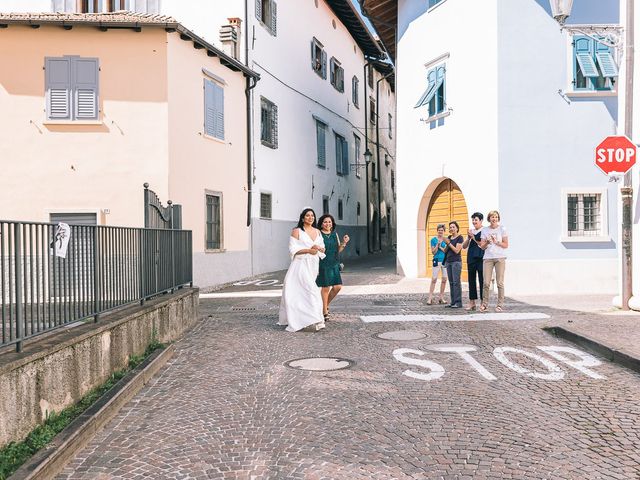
(0, 340, 165, 480)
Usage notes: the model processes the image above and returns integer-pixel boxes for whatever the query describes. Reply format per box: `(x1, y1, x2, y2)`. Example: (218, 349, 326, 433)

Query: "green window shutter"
(73, 57, 99, 120)
(342, 138, 349, 175)
(415, 68, 437, 108)
(45, 57, 72, 120)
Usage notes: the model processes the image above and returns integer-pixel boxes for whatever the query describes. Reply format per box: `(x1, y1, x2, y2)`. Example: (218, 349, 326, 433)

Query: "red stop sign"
(595, 135, 637, 175)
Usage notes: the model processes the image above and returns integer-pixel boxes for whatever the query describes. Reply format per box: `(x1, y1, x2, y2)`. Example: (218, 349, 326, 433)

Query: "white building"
(363, 0, 619, 295)
(0, 0, 397, 285)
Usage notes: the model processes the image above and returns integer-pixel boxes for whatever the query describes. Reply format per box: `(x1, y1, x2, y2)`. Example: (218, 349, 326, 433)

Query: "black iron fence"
(0, 221, 192, 353)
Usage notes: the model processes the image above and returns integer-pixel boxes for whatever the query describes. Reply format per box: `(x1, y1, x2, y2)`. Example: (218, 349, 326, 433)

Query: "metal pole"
(14, 223, 23, 353)
(93, 226, 100, 322)
(622, 0, 634, 310)
(364, 59, 373, 254)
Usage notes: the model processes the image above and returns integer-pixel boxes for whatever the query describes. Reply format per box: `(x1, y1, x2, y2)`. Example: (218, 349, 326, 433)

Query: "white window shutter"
(45, 57, 71, 120)
(73, 57, 99, 120)
(270, 0, 277, 35)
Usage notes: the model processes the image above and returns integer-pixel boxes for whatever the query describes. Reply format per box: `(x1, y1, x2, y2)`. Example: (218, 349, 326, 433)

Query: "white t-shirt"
(481, 225, 508, 260)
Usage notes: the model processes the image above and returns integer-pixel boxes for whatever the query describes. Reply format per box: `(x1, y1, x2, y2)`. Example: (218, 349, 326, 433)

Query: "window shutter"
(321, 50, 327, 79)
(335, 136, 341, 174)
(271, 103, 278, 147)
(73, 57, 99, 120)
(214, 83, 225, 139)
(270, 0, 277, 35)
(330, 58, 335, 85)
(316, 121, 326, 167)
(342, 138, 349, 175)
(311, 41, 315, 71)
(45, 57, 72, 120)
(595, 42, 618, 78)
(414, 68, 438, 108)
(256, 0, 262, 20)
(575, 37, 599, 77)
(204, 79, 215, 137)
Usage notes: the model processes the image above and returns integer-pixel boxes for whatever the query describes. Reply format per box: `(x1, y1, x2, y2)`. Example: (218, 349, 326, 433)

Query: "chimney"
(220, 17, 242, 60)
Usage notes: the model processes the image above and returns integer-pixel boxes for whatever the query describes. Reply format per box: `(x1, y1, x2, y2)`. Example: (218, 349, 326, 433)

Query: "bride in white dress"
(278, 208, 326, 332)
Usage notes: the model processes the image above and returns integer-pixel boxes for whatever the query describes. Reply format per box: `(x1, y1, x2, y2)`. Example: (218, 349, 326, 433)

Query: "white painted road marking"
(361, 313, 550, 323)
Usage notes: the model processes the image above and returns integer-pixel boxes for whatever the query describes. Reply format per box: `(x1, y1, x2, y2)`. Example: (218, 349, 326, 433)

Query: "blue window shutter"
(204, 79, 215, 137)
(595, 42, 618, 78)
(342, 138, 349, 175)
(45, 57, 71, 120)
(415, 68, 437, 108)
(271, 0, 277, 35)
(214, 83, 224, 140)
(73, 57, 99, 120)
(335, 135, 342, 174)
(575, 36, 599, 78)
(316, 121, 326, 168)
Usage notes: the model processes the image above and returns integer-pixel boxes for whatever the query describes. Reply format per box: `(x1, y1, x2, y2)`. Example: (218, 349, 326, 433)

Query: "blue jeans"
(446, 261, 462, 306)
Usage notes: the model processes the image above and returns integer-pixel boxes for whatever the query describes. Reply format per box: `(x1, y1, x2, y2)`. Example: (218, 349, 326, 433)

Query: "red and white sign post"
(595, 135, 637, 176)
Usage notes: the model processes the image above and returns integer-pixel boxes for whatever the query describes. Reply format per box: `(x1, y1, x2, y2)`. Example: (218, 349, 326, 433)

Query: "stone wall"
(0, 288, 199, 448)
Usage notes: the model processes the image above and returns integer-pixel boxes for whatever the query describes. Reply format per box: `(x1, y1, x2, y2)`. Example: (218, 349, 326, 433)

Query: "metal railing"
(0, 221, 193, 353)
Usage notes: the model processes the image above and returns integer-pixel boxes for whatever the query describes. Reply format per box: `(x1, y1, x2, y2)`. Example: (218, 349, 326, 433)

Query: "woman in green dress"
(316, 214, 350, 320)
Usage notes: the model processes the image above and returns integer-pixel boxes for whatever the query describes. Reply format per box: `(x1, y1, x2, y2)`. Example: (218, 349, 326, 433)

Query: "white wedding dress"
(278, 228, 325, 332)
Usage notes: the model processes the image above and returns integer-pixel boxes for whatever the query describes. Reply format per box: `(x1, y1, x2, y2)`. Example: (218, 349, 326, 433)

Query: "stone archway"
(416, 178, 470, 280)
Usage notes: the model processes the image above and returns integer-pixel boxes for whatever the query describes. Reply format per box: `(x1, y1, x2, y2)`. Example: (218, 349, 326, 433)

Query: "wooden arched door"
(425, 179, 469, 281)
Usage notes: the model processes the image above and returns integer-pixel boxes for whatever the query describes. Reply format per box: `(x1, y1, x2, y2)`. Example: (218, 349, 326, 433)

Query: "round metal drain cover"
(376, 330, 426, 341)
(285, 357, 354, 371)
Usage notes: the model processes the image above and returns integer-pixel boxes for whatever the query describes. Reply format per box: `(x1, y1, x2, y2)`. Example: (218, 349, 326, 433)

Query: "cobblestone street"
(56, 258, 640, 480)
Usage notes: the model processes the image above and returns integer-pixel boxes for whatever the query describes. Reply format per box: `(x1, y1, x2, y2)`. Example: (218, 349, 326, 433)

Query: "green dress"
(316, 231, 342, 287)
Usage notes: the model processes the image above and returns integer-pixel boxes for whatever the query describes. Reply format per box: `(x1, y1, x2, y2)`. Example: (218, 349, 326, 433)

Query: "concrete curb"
(10, 344, 175, 480)
(543, 326, 640, 375)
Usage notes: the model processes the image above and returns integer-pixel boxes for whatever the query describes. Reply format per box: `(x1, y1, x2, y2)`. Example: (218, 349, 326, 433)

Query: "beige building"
(0, 12, 259, 287)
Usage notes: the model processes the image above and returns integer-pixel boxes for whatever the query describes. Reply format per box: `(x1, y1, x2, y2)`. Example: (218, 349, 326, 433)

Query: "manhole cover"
(376, 331, 426, 341)
(285, 357, 354, 371)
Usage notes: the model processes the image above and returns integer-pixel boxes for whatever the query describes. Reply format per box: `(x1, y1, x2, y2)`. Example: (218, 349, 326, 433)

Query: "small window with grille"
(260, 97, 278, 149)
(260, 192, 272, 219)
(205, 192, 223, 250)
(562, 189, 608, 241)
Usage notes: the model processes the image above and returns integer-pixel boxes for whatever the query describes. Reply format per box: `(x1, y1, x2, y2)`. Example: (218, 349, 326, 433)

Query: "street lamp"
(364, 148, 373, 165)
(549, 0, 574, 26)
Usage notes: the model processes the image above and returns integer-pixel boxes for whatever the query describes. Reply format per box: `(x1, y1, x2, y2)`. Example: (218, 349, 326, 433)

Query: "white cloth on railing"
(278, 228, 325, 332)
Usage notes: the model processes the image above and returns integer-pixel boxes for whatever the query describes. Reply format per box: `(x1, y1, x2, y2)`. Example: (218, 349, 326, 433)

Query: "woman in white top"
(479, 210, 509, 312)
(278, 208, 326, 332)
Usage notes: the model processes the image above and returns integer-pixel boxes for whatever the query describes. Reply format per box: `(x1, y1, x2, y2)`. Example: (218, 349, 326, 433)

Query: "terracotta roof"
(0, 11, 259, 79)
(0, 11, 177, 24)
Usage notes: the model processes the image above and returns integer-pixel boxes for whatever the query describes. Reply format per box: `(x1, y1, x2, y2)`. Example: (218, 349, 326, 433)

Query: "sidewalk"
(204, 252, 640, 374)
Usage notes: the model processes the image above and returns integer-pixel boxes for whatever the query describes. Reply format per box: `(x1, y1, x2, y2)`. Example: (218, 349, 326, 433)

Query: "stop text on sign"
(393, 345, 605, 382)
(595, 135, 637, 176)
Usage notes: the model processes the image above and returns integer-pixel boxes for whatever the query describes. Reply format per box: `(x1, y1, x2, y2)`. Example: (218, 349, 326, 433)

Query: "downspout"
(363, 59, 374, 254)
(244, 0, 254, 228)
(376, 70, 393, 252)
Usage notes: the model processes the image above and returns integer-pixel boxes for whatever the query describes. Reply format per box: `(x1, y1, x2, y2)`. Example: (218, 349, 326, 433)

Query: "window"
(323, 196, 330, 215)
(388, 113, 393, 138)
(316, 119, 327, 168)
(311, 38, 327, 79)
(357, 201, 361, 216)
(261, 96, 278, 148)
(338, 199, 343, 220)
(369, 97, 376, 124)
(562, 189, 608, 241)
(260, 192, 272, 219)
(391, 170, 396, 200)
(354, 134, 361, 178)
(55, 0, 155, 13)
(334, 133, 349, 176)
(206, 193, 222, 250)
(352, 76, 359, 107)
(330, 57, 344, 92)
(256, 0, 277, 35)
(414, 65, 446, 118)
(573, 35, 617, 91)
(45, 56, 99, 121)
(367, 64, 374, 89)
(204, 78, 224, 140)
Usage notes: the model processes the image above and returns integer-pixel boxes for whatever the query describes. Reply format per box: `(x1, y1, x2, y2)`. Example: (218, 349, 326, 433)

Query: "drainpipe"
(363, 58, 374, 254)
(376, 70, 393, 252)
(622, 0, 634, 309)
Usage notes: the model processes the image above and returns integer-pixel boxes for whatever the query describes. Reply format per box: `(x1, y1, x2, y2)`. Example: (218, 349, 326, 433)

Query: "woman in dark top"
(443, 221, 464, 309)
(462, 212, 485, 311)
(316, 214, 350, 320)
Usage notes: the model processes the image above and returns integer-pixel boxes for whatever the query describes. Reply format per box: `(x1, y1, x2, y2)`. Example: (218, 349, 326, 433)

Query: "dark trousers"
(446, 261, 462, 306)
(468, 259, 484, 301)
